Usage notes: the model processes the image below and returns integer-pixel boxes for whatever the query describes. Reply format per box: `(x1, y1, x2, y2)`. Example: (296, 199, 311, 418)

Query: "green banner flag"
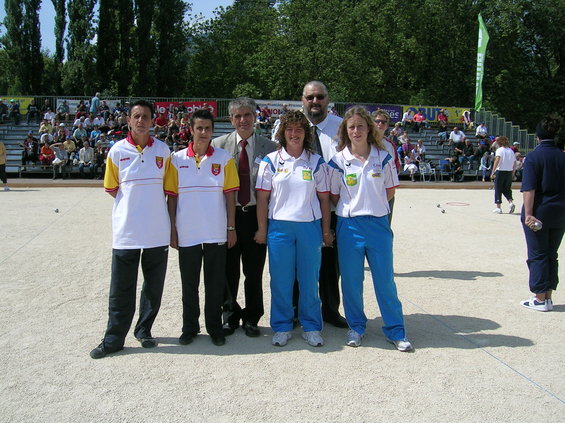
(475, 14, 489, 111)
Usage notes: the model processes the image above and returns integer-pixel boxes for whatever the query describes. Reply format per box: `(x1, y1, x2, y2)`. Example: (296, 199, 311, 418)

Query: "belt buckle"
(241, 205, 249, 212)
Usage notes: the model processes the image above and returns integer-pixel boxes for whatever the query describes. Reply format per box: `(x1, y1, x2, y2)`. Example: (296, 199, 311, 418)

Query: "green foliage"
(0, 0, 562, 130)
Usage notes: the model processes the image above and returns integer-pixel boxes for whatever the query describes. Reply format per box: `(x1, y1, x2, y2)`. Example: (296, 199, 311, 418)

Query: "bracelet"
(227, 226, 236, 231)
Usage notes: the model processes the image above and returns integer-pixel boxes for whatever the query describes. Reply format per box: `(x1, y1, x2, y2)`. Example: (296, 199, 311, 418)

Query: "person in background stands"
(0, 141, 9, 191)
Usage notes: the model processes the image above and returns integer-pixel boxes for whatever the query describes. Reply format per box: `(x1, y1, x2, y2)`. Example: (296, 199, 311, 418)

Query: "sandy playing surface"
(0, 187, 563, 422)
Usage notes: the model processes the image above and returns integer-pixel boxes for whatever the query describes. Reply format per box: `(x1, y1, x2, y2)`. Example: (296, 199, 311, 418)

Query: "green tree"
(63, 0, 96, 95)
(23, 0, 44, 93)
(131, 0, 155, 95)
(96, 0, 119, 93)
(51, 0, 66, 93)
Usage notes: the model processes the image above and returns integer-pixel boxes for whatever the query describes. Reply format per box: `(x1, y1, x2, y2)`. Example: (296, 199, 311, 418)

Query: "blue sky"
(0, 1, 234, 54)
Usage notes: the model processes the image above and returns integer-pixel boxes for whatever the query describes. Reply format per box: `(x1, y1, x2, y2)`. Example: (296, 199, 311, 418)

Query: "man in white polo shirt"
(166, 109, 239, 347)
(301, 80, 347, 328)
(90, 99, 172, 359)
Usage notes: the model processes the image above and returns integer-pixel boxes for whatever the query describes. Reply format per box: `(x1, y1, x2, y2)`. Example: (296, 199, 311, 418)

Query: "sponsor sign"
(345, 104, 403, 123)
(154, 101, 217, 117)
(402, 105, 469, 124)
(0, 96, 34, 115)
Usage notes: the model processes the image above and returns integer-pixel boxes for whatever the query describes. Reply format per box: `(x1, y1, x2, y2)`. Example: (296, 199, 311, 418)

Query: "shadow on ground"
(393, 270, 503, 280)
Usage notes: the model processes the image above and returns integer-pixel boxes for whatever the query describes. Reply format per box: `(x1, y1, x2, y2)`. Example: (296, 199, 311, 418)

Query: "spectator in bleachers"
(99, 100, 110, 120)
(0, 99, 8, 123)
(460, 138, 476, 166)
(413, 110, 428, 132)
(56, 100, 70, 124)
(8, 99, 21, 125)
(445, 155, 464, 182)
(514, 152, 524, 182)
(474, 139, 490, 164)
(390, 122, 402, 145)
(20, 131, 39, 168)
(116, 111, 128, 133)
(479, 151, 492, 182)
(415, 139, 426, 161)
(90, 125, 102, 145)
(26, 100, 41, 124)
(401, 109, 414, 129)
(50, 140, 69, 179)
(39, 119, 54, 135)
(75, 100, 88, 119)
(92, 141, 107, 179)
(43, 108, 56, 125)
(57, 123, 69, 139)
(461, 110, 474, 131)
(154, 111, 169, 136)
(90, 92, 101, 114)
(83, 113, 95, 130)
(438, 109, 448, 125)
(448, 126, 465, 145)
(73, 115, 86, 129)
(0, 140, 8, 191)
(403, 151, 418, 182)
(399, 130, 412, 156)
(73, 123, 88, 141)
(475, 122, 488, 140)
(78, 139, 95, 178)
(437, 120, 449, 145)
(40, 99, 51, 115)
(39, 139, 55, 167)
(93, 113, 105, 128)
(511, 141, 521, 153)
(451, 135, 465, 160)
(63, 135, 77, 163)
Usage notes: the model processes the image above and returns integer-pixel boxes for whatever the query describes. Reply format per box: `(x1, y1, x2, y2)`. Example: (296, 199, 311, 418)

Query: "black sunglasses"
(374, 119, 388, 124)
(304, 94, 326, 101)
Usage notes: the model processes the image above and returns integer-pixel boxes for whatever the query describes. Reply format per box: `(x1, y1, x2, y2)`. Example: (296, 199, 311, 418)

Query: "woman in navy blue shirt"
(520, 115, 565, 312)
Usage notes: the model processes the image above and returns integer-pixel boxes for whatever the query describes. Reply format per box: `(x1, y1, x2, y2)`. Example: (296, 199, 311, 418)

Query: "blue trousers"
(267, 219, 322, 332)
(337, 215, 406, 341)
(523, 223, 564, 293)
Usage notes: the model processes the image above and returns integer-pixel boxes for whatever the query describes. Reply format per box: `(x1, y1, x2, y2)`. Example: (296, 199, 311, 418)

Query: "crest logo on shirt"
(346, 173, 358, 186)
(155, 156, 164, 169)
(211, 163, 221, 176)
(302, 169, 313, 181)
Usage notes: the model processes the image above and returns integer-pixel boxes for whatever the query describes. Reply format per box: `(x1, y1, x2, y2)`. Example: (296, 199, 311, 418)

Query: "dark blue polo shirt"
(520, 140, 565, 228)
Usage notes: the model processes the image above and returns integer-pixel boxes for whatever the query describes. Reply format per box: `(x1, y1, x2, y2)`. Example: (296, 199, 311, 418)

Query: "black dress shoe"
(89, 342, 123, 359)
(222, 322, 238, 336)
(243, 322, 260, 337)
(210, 334, 226, 346)
(324, 314, 349, 328)
(136, 337, 157, 348)
(179, 333, 197, 345)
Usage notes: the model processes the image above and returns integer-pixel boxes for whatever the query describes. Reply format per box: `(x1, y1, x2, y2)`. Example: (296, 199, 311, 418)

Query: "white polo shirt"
(310, 114, 342, 163)
(164, 143, 239, 247)
(329, 146, 399, 218)
(449, 130, 466, 143)
(256, 148, 328, 222)
(104, 135, 172, 249)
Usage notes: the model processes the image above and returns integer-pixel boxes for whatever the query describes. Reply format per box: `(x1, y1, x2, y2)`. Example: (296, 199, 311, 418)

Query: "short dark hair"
(129, 99, 154, 117)
(190, 109, 214, 128)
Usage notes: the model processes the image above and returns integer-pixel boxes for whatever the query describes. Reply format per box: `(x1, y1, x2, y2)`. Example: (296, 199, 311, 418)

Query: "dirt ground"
(0, 187, 563, 422)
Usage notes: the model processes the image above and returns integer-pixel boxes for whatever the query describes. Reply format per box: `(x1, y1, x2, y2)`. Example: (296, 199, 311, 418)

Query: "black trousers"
(224, 206, 266, 326)
(179, 243, 226, 337)
(0, 164, 6, 184)
(523, 223, 564, 293)
(103, 246, 168, 349)
(494, 170, 513, 203)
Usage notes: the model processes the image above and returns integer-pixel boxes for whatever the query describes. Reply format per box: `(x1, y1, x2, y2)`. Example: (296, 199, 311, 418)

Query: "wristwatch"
(227, 226, 236, 231)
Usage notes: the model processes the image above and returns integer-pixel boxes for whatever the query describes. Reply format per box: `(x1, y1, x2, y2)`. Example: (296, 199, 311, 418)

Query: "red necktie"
(238, 138, 250, 206)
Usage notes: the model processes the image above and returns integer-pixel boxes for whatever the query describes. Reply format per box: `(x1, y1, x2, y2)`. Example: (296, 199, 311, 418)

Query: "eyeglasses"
(304, 94, 326, 101)
(374, 119, 388, 124)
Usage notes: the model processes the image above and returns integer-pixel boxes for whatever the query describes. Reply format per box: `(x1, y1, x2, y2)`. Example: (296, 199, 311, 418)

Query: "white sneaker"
(521, 297, 549, 312)
(492, 208, 502, 214)
(509, 203, 516, 214)
(302, 331, 324, 347)
(346, 329, 363, 347)
(272, 331, 292, 346)
(388, 338, 414, 352)
(3, 186, 9, 191)
(547, 299, 553, 311)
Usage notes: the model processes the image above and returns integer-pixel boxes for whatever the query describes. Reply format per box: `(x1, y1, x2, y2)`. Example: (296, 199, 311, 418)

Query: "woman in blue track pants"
(255, 111, 333, 348)
(328, 106, 413, 352)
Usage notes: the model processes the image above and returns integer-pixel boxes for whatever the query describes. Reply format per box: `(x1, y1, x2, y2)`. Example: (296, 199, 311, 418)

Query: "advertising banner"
(154, 101, 217, 117)
(255, 100, 303, 116)
(402, 105, 469, 124)
(475, 14, 489, 111)
(345, 104, 403, 123)
(1, 96, 34, 115)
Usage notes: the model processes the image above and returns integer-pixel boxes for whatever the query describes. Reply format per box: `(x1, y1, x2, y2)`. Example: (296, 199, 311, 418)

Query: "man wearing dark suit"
(212, 97, 277, 337)
(301, 81, 348, 328)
